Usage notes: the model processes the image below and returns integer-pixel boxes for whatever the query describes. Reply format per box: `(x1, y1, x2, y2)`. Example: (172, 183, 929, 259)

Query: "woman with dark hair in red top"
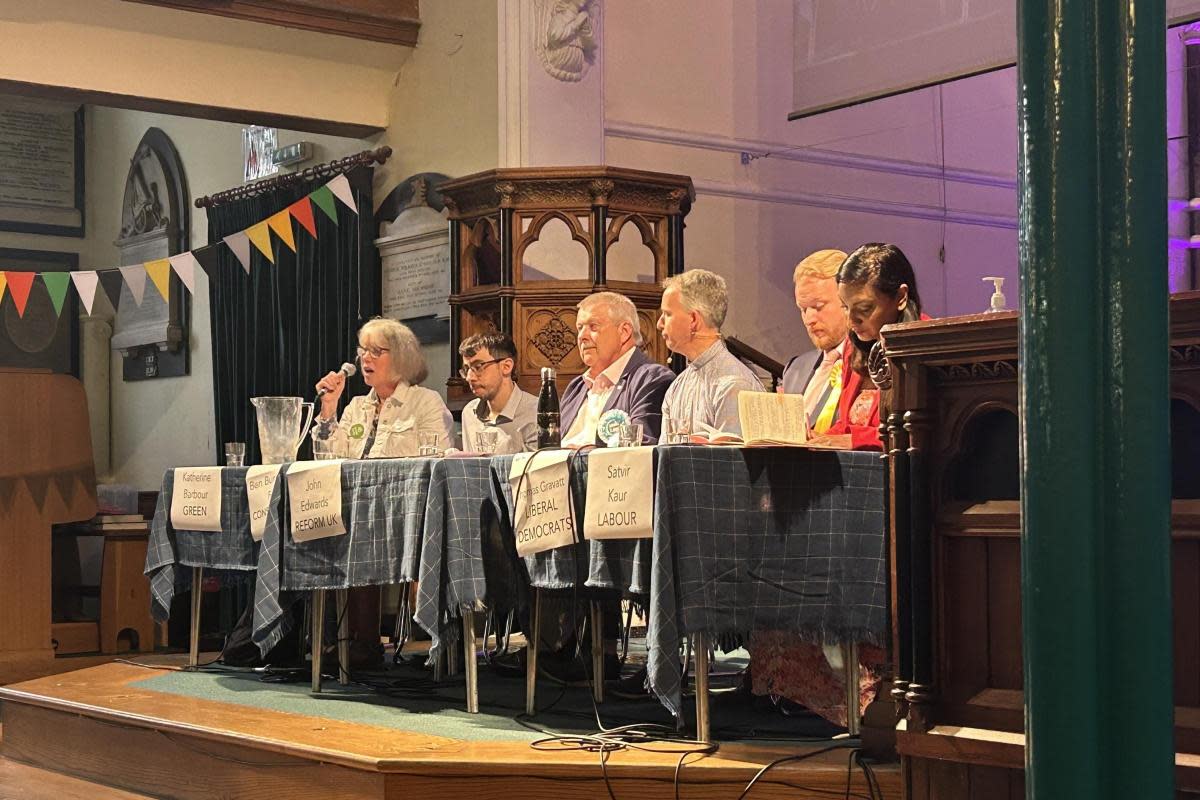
(821, 242, 928, 451)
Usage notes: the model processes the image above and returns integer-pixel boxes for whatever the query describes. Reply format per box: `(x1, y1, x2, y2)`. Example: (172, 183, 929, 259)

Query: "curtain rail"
(195, 146, 392, 209)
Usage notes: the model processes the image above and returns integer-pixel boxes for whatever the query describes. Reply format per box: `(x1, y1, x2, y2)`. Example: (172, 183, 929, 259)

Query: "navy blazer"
(559, 347, 676, 445)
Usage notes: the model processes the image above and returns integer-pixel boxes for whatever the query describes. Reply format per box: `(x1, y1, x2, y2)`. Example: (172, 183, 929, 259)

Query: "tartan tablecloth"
(251, 457, 435, 655)
(145, 467, 259, 622)
(646, 446, 887, 718)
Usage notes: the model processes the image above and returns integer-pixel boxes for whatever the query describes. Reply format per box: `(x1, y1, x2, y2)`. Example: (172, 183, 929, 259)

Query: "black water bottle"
(537, 366, 561, 448)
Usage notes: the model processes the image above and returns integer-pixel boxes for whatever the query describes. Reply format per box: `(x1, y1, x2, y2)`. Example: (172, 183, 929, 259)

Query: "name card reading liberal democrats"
(245, 465, 283, 542)
(170, 467, 224, 531)
(584, 447, 654, 540)
(286, 460, 345, 543)
(509, 451, 575, 556)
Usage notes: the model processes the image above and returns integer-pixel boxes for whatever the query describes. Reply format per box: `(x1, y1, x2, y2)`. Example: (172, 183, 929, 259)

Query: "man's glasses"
(356, 345, 390, 359)
(459, 358, 503, 379)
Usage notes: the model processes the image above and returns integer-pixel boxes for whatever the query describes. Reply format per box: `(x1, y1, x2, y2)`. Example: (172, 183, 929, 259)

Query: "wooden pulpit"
(0, 370, 96, 684)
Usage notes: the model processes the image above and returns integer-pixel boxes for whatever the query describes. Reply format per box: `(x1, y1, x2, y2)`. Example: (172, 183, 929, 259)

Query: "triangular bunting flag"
(266, 210, 296, 252)
(0, 272, 6, 305)
(288, 197, 318, 239)
(71, 271, 100, 315)
(119, 265, 147, 306)
(5, 272, 35, 318)
(192, 245, 221, 277)
(223, 232, 252, 273)
(169, 252, 200, 294)
(41, 272, 71, 317)
(98, 270, 124, 313)
(326, 173, 358, 214)
(309, 185, 339, 224)
(145, 259, 170, 303)
(245, 221, 275, 264)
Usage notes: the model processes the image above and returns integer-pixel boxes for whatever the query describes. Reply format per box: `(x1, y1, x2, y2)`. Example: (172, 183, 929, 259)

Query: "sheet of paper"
(170, 467, 224, 531)
(286, 460, 346, 543)
(508, 450, 575, 556)
(737, 392, 809, 446)
(245, 465, 283, 542)
(583, 447, 654, 540)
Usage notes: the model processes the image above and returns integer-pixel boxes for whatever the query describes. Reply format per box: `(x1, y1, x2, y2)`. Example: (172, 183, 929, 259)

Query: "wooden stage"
(0, 657, 899, 799)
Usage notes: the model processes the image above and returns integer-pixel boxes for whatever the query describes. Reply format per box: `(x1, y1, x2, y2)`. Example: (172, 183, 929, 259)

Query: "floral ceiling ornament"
(534, 0, 597, 82)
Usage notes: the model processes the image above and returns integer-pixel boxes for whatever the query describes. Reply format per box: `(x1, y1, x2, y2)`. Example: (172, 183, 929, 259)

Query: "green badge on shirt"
(349, 423, 365, 439)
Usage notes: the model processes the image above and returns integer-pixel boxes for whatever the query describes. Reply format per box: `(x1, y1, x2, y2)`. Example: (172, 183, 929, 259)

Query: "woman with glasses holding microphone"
(312, 317, 452, 458)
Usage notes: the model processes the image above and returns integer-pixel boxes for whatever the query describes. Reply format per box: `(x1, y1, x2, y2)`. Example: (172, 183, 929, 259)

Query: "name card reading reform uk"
(583, 447, 654, 540)
(245, 465, 283, 542)
(509, 450, 575, 556)
(286, 460, 346, 543)
(170, 467, 224, 531)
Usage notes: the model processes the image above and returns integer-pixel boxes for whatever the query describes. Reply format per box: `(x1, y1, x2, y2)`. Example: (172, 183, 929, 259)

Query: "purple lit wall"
(1168, 27, 1192, 293)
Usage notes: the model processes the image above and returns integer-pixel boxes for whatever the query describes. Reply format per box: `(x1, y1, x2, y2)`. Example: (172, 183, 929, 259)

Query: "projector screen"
(790, 0, 1200, 120)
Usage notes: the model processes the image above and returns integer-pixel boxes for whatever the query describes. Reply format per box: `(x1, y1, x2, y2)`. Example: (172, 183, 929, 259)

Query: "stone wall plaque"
(0, 96, 84, 237)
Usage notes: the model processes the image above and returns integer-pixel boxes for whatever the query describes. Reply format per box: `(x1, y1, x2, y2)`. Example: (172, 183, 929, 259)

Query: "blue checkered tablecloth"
(145, 467, 259, 621)
(645, 446, 887, 719)
(251, 458, 435, 655)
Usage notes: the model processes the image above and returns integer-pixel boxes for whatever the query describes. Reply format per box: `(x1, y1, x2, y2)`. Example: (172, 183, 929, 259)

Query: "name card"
(245, 465, 282, 542)
(170, 467, 224, 531)
(286, 460, 346, 543)
(583, 447, 654, 540)
(509, 451, 575, 556)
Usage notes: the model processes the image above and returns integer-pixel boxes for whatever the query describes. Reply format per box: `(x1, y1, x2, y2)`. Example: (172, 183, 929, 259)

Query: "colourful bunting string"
(71, 271, 99, 315)
(327, 173, 357, 213)
(6, 272, 35, 318)
(309, 185, 339, 224)
(169, 252, 200, 294)
(267, 210, 296, 253)
(288, 197, 317, 238)
(42, 272, 71, 316)
(145, 259, 170, 304)
(120, 265, 147, 306)
(246, 221, 275, 264)
(0, 172, 360, 322)
(223, 232, 252, 273)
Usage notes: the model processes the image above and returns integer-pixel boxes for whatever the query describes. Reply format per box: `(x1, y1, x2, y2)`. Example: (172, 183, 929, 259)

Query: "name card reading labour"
(170, 467, 225, 531)
(509, 451, 575, 556)
(245, 465, 283, 542)
(583, 447, 654, 540)
(285, 460, 345, 543)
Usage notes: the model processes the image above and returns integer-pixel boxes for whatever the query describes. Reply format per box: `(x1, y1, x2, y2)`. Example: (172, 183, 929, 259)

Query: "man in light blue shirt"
(459, 332, 538, 454)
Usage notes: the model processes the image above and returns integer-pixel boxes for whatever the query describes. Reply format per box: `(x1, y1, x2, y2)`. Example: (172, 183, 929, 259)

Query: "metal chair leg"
(336, 589, 349, 685)
(464, 607, 479, 713)
(525, 589, 542, 716)
(843, 641, 861, 736)
(188, 567, 203, 667)
(311, 590, 325, 693)
(694, 632, 710, 743)
(590, 600, 604, 703)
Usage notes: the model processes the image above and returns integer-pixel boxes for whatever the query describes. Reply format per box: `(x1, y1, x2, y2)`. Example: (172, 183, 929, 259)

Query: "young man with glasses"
(458, 332, 538, 454)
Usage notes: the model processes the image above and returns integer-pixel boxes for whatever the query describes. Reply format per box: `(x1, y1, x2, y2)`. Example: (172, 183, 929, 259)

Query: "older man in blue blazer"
(560, 291, 675, 447)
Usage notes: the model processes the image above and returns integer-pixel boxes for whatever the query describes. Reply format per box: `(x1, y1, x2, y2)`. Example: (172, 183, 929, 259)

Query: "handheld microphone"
(317, 362, 357, 396)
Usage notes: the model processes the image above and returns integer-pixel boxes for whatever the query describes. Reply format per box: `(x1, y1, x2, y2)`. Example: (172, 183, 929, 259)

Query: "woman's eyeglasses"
(458, 358, 503, 379)
(356, 345, 390, 359)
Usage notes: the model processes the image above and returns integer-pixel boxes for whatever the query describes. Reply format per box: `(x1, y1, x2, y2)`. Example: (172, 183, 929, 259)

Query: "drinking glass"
(617, 422, 644, 448)
(311, 437, 339, 460)
(418, 432, 443, 457)
(667, 418, 691, 445)
(474, 429, 500, 454)
(224, 442, 246, 467)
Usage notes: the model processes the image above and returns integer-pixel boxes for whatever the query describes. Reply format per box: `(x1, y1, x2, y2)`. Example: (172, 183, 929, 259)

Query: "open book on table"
(687, 392, 852, 449)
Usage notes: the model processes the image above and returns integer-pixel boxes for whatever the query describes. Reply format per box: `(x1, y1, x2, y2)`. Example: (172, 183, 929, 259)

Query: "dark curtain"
(207, 165, 378, 466)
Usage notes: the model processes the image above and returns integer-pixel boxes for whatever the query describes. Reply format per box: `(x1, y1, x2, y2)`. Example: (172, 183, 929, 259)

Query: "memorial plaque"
(0, 96, 84, 236)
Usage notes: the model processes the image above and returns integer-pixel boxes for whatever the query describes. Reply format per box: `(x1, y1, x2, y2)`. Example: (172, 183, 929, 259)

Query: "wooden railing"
(725, 337, 784, 391)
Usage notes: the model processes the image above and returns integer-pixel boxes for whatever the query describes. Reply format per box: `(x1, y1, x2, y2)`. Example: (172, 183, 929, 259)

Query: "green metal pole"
(1018, 1, 1173, 798)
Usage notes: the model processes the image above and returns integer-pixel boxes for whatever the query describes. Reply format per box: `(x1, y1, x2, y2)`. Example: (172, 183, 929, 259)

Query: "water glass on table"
(224, 442, 246, 467)
(418, 432, 443, 457)
(666, 418, 691, 445)
(474, 429, 500, 455)
(617, 422, 644, 448)
(311, 437, 339, 460)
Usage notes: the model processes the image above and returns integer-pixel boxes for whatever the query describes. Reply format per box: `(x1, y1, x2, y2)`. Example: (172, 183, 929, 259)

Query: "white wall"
(600, 0, 1020, 366)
